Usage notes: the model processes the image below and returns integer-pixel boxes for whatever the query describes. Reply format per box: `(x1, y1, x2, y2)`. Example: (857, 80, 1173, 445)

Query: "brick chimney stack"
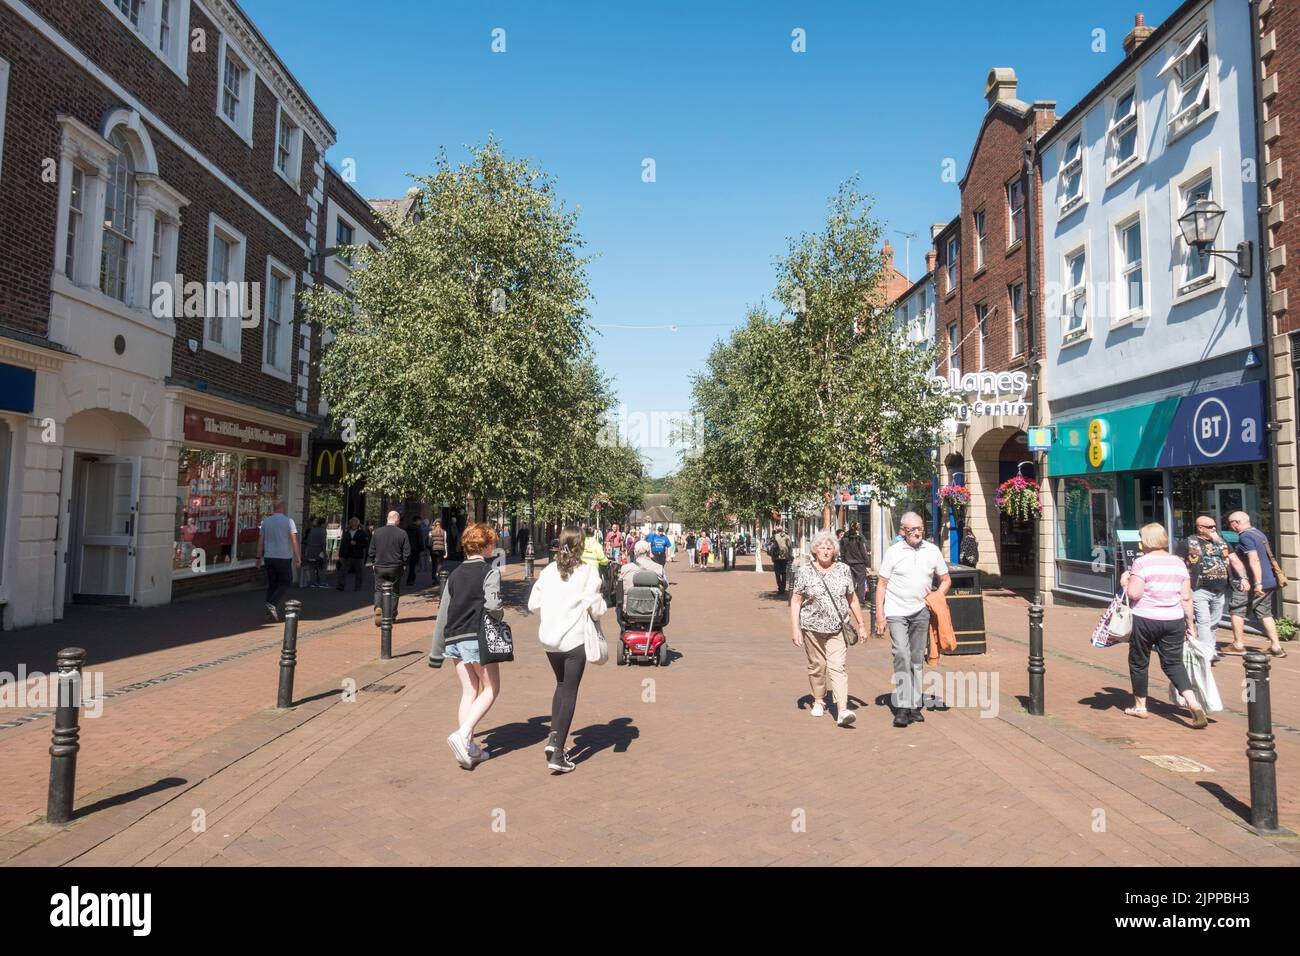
(882, 240, 895, 272)
(925, 248, 937, 275)
(1123, 13, 1154, 55)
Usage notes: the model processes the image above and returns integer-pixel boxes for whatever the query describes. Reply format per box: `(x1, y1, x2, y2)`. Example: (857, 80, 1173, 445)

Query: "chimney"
(985, 67, 1017, 108)
(882, 240, 895, 273)
(1123, 13, 1154, 55)
(930, 222, 947, 242)
(925, 248, 937, 275)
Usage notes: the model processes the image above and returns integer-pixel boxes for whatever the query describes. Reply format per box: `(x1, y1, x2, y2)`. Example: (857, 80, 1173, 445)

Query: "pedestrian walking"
(685, 531, 696, 567)
(406, 515, 425, 585)
(1176, 512, 1248, 669)
(697, 532, 710, 568)
(1223, 511, 1288, 658)
(647, 525, 671, 566)
(581, 525, 609, 568)
(336, 517, 369, 591)
(303, 517, 328, 587)
(841, 521, 870, 604)
(959, 526, 979, 567)
(527, 527, 608, 774)
(256, 501, 300, 622)
(516, 523, 530, 560)
(605, 523, 624, 564)
(789, 530, 867, 727)
(875, 512, 951, 728)
(767, 527, 793, 593)
(429, 519, 447, 581)
(368, 511, 410, 627)
(1120, 522, 1208, 728)
(429, 523, 504, 768)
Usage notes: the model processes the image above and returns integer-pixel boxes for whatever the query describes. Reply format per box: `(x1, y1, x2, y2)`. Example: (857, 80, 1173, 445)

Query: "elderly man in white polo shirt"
(875, 512, 951, 728)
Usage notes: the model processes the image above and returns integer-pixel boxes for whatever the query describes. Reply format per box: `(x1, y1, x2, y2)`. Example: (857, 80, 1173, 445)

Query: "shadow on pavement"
(73, 776, 188, 819)
(1077, 686, 1198, 728)
(479, 715, 551, 756)
(1197, 781, 1252, 824)
(756, 592, 792, 604)
(570, 717, 638, 762)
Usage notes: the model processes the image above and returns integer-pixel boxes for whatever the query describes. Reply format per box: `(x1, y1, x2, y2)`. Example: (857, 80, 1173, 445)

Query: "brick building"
(1259, 0, 1300, 623)
(932, 68, 1055, 594)
(0, 0, 336, 626)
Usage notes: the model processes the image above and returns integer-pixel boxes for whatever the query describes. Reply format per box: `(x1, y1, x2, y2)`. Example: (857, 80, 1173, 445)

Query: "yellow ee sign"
(1087, 418, 1110, 468)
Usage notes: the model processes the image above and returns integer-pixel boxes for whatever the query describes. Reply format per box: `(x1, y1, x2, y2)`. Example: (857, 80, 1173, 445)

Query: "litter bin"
(944, 566, 986, 655)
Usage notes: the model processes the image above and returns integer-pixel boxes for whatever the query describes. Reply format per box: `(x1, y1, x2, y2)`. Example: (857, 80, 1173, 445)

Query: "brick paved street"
(1, 556, 1296, 866)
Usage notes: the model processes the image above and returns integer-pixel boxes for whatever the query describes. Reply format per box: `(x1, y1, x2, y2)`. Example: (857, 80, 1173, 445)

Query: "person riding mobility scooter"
(614, 570, 671, 666)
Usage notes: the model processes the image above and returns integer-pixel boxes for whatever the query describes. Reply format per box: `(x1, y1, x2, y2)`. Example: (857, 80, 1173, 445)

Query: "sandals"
(1123, 706, 1150, 719)
(1189, 707, 1209, 729)
(1220, 644, 1247, 656)
(1267, 646, 1289, 658)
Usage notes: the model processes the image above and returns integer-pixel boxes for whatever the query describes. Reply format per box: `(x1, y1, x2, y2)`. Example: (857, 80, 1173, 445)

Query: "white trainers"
(810, 700, 826, 718)
(837, 708, 857, 727)
(447, 730, 472, 768)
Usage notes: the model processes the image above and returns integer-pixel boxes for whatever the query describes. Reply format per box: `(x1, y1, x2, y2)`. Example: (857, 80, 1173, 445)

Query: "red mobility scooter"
(615, 570, 670, 666)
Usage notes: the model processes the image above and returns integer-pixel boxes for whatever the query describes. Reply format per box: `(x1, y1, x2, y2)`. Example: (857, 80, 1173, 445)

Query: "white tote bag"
(1108, 593, 1133, 640)
(1170, 638, 1223, 713)
(583, 564, 609, 665)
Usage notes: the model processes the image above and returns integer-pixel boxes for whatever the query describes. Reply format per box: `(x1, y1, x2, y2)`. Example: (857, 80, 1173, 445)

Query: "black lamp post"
(1176, 197, 1253, 279)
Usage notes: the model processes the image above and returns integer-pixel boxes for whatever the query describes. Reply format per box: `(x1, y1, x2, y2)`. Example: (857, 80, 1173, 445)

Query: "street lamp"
(1176, 198, 1253, 279)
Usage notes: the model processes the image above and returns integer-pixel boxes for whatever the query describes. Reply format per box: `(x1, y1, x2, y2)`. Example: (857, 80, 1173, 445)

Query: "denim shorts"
(443, 637, 481, 664)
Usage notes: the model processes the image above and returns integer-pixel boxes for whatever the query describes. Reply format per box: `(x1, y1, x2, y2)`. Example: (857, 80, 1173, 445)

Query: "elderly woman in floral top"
(790, 529, 868, 727)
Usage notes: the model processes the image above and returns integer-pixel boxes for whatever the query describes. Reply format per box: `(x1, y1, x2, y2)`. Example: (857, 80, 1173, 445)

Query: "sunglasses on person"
(1196, 521, 1216, 531)
(900, 526, 924, 535)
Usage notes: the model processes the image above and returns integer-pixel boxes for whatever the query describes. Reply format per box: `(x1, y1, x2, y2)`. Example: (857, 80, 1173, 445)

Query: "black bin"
(944, 566, 986, 655)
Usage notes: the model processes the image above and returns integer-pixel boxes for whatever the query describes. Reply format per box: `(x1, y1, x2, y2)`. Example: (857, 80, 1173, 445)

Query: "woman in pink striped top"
(1120, 523, 1206, 728)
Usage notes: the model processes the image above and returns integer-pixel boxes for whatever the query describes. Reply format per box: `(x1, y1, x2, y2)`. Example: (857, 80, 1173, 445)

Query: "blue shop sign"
(0, 362, 35, 414)
(1157, 380, 1266, 468)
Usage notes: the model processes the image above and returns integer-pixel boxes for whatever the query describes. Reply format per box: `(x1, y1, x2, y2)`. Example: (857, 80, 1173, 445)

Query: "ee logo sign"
(1192, 397, 1257, 460)
(1087, 418, 1110, 468)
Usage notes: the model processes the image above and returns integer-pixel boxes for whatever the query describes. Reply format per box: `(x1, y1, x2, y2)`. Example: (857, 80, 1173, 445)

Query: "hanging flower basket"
(996, 476, 1042, 522)
(1063, 477, 1094, 515)
(938, 484, 970, 513)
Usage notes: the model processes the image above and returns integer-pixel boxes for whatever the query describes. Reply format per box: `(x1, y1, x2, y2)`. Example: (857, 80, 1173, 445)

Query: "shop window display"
(174, 450, 288, 574)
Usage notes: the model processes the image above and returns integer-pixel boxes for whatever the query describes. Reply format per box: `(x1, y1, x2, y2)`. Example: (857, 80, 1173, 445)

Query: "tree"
(685, 179, 954, 528)
(302, 139, 602, 509)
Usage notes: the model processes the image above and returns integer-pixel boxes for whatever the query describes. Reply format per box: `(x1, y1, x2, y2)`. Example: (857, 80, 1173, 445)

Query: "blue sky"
(244, 0, 1183, 476)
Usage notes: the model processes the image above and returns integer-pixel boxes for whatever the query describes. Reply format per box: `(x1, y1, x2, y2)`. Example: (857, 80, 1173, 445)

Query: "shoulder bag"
(476, 564, 514, 663)
(1254, 531, 1289, 589)
(818, 568, 859, 646)
(584, 565, 609, 665)
(1107, 591, 1133, 640)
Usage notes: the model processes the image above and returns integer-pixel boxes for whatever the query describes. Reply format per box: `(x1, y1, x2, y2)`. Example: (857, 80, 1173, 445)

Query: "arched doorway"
(995, 431, 1036, 591)
(968, 425, 1035, 594)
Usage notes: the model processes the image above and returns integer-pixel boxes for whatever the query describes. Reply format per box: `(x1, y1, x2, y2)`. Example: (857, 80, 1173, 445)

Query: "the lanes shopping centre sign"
(930, 368, 1031, 422)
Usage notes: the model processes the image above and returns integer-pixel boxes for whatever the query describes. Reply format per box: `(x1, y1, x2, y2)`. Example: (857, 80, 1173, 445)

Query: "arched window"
(100, 130, 137, 303)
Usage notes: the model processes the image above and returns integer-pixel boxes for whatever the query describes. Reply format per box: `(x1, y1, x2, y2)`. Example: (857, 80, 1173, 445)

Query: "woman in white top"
(527, 527, 608, 773)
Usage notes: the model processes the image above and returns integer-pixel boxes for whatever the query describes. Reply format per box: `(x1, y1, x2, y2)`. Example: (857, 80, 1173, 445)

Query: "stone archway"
(967, 425, 1033, 590)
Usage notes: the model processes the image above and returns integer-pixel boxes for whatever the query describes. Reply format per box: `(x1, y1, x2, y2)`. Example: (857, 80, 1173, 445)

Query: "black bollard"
(379, 578, 396, 660)
(1027, 595, 1045, 716)
(277, 600, 301, 709)
(525, 539, 535, 582)
(867, 573, 879, 634)
(1244, 650, 1281, 833)
(46, 647, 86, 824)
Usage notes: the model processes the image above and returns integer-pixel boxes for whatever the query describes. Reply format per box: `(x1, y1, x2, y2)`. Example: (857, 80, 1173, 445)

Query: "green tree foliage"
(303, 140, 607, 512)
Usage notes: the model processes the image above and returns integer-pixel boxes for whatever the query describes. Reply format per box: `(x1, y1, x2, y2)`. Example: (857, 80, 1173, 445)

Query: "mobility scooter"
(615, 570, 670, 666)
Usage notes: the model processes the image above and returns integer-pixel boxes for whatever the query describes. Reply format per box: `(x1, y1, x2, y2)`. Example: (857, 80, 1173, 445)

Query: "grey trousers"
(888, 606, 930, 709)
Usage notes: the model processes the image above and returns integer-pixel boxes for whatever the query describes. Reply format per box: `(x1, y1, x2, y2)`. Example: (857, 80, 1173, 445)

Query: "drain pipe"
(1249, 0, 1284, 611)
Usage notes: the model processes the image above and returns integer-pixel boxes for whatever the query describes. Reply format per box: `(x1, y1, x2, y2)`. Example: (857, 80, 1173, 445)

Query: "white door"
(74, 456, 140, 602)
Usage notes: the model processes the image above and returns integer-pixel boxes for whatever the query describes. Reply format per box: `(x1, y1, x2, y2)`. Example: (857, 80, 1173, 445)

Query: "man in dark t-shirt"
(1224, 511, 1286, 657)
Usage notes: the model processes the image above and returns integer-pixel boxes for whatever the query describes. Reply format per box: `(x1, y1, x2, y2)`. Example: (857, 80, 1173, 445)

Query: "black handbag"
(477, 612, 514, 664)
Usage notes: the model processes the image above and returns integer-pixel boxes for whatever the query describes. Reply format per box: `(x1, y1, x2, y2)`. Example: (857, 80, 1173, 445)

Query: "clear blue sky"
(244, 0, 1182, 476)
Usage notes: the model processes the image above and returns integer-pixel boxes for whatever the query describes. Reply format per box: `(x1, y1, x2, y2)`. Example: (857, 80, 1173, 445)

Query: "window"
(336, 218, 355, 265)
(1006, 180, 1024, 247)
(114, 0, 141, 26)
(1059, 131, 1084, 215)
(1063, 248, 1087, 342)
(974, 209, 987, 270)
(1116, 215, 1144, 319)
(945, 236, 958, 293)
(263, 257, 295, 376)
(175, 450, 289, 575)
(1009, 283, 1026, 357)
(65, 167, 84, 279)
(159, 0, 171, 52)
(975, 303, 988, 369)
(1107, 85, 1139, 176)
(274, 105, 302, 188)
(100, 131, 137, 303)
(1178, 173, 1215, 291)
(216, 36, 255, 143)
(1160, 23, 1211, 138)
(151, 218, 163, 289)
(205, 214, 247, 357)
(947, 323, 959, 372)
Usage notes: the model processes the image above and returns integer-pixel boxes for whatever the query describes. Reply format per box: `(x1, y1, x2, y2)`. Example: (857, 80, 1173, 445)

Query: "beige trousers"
(802, 629, 847, 709)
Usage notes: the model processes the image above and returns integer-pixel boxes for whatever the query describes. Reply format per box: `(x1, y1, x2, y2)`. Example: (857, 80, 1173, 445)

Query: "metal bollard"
(1027, 595, 1045, 716)
(525, 539, 535, 582)
(1244, 650, 1281, 833)
(46, 647, 86, 824)
(867, 573, 879, 634)
(277, 600, 301, 709)
(379, 578, 396, 660)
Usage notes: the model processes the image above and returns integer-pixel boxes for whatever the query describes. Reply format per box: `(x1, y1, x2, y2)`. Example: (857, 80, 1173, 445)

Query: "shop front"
(1048, 380, 1270, 601)
(172, 403, 308, 594)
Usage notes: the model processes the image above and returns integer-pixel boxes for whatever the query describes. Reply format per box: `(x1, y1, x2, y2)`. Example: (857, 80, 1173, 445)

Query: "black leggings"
(547, 646, 587, 745)
(1129, 614, 1193, 699)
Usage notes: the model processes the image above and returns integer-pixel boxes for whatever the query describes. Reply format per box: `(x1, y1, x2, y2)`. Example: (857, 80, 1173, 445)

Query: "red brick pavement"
(2, 555, 1295, 866)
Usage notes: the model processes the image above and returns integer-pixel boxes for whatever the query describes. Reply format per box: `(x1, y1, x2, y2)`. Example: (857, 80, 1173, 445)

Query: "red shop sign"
(183, 407, 302, 457)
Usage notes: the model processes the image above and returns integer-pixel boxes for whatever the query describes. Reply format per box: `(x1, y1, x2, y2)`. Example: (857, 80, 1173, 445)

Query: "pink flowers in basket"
(938, 484, 970, 512)
(996, 476, 1042, 521)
